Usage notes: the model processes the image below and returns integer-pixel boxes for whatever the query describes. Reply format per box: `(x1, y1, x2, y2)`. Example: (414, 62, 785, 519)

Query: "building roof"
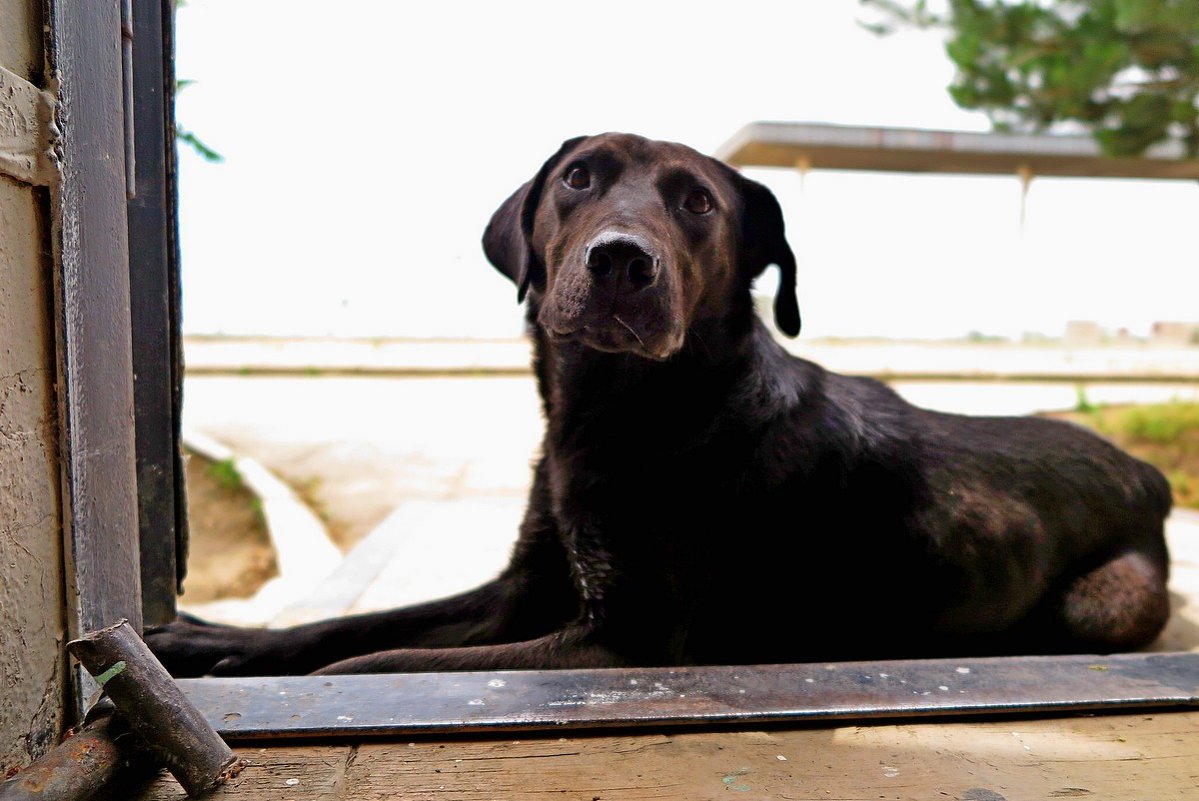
(716, 121, 1199, 180)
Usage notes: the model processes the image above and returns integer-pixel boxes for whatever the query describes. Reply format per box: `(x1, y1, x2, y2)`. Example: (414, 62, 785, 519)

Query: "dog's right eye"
(564, 165, 591, 190)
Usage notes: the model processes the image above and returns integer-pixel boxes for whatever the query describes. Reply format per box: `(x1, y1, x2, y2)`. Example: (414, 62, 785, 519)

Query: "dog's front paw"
(144, 614, 287, 677)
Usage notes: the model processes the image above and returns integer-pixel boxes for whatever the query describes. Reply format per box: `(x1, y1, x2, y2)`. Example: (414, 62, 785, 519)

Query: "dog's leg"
(1044, 545, 1171, 652)
(146, 576, 552, 676)
(312, 625, 626, 674)
(147, 467, 577, 676)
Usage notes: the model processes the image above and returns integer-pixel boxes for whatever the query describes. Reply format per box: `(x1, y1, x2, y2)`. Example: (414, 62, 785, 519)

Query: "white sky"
(174, 0, 1199, 341)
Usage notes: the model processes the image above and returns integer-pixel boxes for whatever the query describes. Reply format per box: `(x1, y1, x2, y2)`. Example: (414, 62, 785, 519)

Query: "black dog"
(147, 133, 1172, 676)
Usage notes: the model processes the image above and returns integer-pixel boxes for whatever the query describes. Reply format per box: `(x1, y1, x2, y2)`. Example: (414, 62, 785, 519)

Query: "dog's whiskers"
(613, 314, 647, 349)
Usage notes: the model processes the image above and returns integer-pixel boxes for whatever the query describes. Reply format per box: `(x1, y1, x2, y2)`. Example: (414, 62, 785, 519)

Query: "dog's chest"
(546, 427, 752, 606)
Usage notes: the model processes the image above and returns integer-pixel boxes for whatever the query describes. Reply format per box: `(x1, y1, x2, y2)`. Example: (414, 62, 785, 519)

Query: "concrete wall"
(0, 0, 66, 773)
(0, 0, 40, 82)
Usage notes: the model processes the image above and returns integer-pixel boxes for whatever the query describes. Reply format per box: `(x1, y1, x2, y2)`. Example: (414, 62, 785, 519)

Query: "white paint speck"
(938, 686, 949, 692)
(776, 755, 787, 761)
(879, 673, 889, 679)
(629, 678, 639, 686)
(285, 778, 300, 787)
(487, 679, 506, 688)
(804, 678, 815, 684)
(336, 715, 353, 722)
(882, 766, 900, 778)
(468, 699, 485, 706)
(956, 667, 971, 674)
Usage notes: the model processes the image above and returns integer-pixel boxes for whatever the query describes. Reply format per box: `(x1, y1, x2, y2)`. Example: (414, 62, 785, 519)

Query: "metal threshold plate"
(180, 652, 1199, 739)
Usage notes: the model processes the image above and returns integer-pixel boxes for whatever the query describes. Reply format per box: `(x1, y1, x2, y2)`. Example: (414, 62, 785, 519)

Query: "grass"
(207, 457, 244, 492)
(1060, 400, 1199, 510)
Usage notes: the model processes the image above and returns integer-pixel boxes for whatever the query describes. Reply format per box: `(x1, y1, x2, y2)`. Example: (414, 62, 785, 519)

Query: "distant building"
(1064, 321, 1104, 347)
(1150, 321, 1199, 346)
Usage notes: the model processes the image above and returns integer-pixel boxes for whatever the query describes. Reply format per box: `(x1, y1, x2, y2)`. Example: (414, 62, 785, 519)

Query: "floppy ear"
(482, 137, 587, 302)
(730, 171, 801, 338)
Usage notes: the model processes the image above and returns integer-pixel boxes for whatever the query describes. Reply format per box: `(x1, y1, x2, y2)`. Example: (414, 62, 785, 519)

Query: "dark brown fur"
(146, 133, 1171, 676)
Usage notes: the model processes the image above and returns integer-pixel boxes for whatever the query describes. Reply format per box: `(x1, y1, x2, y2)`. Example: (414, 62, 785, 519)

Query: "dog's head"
(483, 133, 799, 360)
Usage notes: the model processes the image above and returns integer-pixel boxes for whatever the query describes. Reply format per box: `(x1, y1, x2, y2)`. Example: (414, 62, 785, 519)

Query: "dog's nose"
(585, 234, 659, 292)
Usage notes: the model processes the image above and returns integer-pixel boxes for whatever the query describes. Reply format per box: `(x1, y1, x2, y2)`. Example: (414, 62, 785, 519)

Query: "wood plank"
(127, 0, 184, 627)
(716, 121, 1199, 180)
(131, 710, 1199, 800)
(45, 0, 143, 712)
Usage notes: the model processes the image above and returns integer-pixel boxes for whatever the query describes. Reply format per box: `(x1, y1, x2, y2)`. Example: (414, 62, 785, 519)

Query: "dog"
(147, 133, 1172, 676)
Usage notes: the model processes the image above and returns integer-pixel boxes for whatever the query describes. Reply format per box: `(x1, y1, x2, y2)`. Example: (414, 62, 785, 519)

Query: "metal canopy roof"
(716, 121, 1199, 180)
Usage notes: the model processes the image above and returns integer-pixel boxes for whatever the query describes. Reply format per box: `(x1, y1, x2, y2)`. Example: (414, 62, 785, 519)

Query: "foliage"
(176, 124, 224, 163)
(173, 3, 224, 163)
(1074, 385, 1097, 413)
(1097, 400, 1199, 443)
(860, 0, 1199, 157)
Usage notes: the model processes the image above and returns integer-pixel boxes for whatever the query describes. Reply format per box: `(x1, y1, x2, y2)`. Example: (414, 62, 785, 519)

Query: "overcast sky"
(174, 1, 1199, 341)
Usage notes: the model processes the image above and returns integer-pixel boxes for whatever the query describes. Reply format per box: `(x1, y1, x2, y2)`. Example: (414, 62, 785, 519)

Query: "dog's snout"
(586, 234, 659, 292)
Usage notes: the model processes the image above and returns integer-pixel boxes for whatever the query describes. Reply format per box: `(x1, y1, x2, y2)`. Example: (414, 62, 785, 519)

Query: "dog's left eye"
(684, 188, 713, 215)
(565, 166, 591, 190)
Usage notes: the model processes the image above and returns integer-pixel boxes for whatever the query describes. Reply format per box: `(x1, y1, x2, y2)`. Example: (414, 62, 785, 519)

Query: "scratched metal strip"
(179, 652, 1199, 739)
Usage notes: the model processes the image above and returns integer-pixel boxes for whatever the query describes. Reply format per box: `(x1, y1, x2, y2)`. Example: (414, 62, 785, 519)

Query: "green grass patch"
(207, 457, 244, 492)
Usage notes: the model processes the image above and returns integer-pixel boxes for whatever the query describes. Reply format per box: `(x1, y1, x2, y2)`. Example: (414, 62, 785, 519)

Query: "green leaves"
(176, 125, 224, 163)
(174, 78, 224, 163)
(860, 0, 1199, 157)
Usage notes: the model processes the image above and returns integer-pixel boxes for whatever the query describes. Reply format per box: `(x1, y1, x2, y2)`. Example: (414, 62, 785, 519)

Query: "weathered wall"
(0, 0, 66, 773)
(0, 0, 40, 82)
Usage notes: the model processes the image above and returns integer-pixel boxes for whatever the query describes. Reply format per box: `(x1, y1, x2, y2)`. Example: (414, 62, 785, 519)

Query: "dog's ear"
(483, 137, 587, 302)
(730, 171, 801, 338)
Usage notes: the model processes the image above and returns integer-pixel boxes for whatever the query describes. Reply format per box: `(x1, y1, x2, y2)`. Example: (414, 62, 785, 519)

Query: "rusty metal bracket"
(0, 714, 130, 801)
(0, 620, 242, 800)
(179, 651, 1199, 739)
(68, 621, 243, 796)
